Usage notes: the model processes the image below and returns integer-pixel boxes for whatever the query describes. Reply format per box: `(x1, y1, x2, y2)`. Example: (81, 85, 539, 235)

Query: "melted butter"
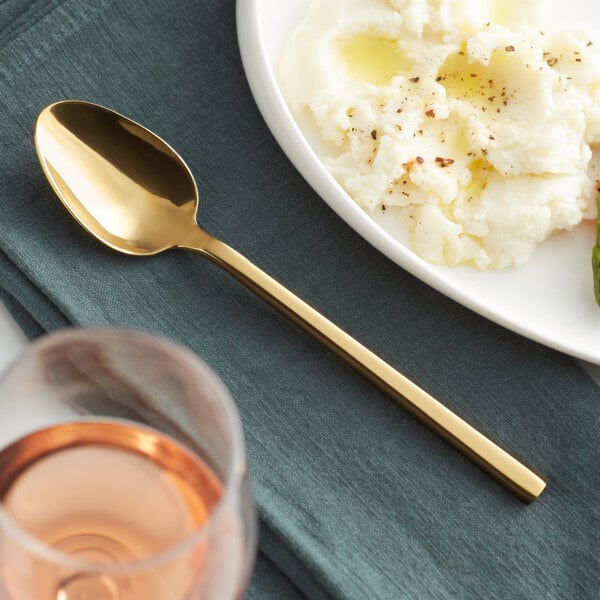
(490, 2, 513, 27)
(438, 49, 515, 112)
(464, 159, 493, 201)
(337, 35, 412, 85)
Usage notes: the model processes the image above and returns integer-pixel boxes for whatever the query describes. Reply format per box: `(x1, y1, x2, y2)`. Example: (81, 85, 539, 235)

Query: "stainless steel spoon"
(34, 100, 546, 502)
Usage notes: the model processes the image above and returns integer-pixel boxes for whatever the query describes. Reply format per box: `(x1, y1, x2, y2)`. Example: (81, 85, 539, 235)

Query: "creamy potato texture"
(279, 0, 600, 269)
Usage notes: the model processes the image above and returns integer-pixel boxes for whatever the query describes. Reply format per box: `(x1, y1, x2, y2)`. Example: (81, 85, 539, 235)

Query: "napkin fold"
(0, 1, 598, 598)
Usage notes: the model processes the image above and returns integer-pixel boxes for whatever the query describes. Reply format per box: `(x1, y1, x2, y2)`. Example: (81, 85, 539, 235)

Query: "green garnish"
(593, 192, 600, 306)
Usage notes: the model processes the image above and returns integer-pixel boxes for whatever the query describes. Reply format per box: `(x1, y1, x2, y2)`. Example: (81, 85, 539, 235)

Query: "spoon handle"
(179, 228, 546, 503)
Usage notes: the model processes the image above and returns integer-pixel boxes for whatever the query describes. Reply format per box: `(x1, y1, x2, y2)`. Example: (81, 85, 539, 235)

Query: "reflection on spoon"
(34, 100, 547, 502)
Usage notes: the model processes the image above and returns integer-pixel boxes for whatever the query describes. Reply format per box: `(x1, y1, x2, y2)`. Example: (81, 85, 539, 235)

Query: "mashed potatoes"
(279, 0, 600, 269)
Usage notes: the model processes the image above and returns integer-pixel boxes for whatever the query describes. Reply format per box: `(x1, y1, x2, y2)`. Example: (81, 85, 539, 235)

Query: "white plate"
(236, 0, 600, 364)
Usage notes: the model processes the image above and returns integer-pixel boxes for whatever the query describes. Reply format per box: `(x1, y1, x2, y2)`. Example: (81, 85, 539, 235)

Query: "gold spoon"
(34, 100, 546, 502)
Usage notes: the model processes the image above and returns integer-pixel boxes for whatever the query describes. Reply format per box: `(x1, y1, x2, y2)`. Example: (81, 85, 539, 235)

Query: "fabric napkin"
(0, 1, 599, 598)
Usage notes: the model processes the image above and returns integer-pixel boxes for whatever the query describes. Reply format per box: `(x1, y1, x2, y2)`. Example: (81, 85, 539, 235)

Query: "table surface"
(0, 302, 26, 373)
(1, 300, 600, 385)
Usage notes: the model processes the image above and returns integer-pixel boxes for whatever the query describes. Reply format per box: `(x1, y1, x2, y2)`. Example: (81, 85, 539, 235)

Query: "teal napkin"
(0, 1, 598, 598)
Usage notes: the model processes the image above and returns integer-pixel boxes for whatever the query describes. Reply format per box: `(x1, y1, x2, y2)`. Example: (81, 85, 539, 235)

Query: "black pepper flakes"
(371, 130, 378, 140)
(435, 157, 454, 168)
(505, 45, 515, 52)
(409, 76, 420, 83)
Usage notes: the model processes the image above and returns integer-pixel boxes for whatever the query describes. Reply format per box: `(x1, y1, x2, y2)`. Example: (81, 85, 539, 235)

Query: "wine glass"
(0, 327, 256, 599)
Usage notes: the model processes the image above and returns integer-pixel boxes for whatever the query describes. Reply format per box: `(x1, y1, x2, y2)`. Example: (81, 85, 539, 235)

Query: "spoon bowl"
(34, 99, 547, 503)
(35, 101, 198, 255)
